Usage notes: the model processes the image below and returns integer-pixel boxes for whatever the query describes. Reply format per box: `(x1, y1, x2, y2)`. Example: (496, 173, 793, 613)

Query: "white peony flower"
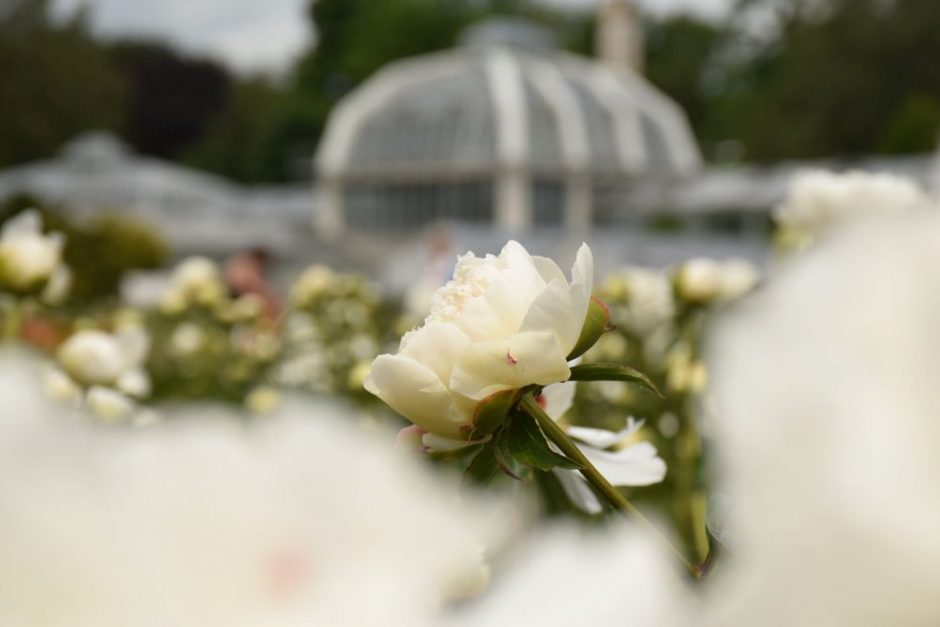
(57, 328, 149, 389)
(0, 387, 502, 627)
(707, 212, 940, 625)
(774, 169, 928, 246)
(366, 241, 593, 444)
(0, 210, 65, 294)
(447, 524, 689, 627)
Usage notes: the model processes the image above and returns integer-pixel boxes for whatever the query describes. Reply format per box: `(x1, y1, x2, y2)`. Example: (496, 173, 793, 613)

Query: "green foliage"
(505, 410, 581, 472)
(0, 0, 126, 169)
(184, 79, 288, 183)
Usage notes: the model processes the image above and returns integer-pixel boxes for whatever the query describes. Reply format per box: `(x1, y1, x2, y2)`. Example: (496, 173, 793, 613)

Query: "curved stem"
(519, 392, 696, 575)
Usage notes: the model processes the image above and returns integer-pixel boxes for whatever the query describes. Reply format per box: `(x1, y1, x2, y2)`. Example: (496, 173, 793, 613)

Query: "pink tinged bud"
(505, 351, 518, 365)
(396, 424, 427, 451)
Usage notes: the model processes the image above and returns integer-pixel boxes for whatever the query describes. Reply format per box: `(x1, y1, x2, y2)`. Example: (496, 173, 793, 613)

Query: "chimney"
(595, 0, 644, 73)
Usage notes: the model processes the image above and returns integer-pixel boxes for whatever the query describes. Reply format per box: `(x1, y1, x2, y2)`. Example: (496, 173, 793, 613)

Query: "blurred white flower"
(606, 266, 675, 335)
(707, 212, 940, 626)
(0, 210, 65, 295)
(245, 386, 281, 415)
(40, 265, 72, 305)
(289, 264, 335, 308)
(674, 258, 722, 304)
(161, 256, 227, 311)
(42, 367, 82, 406)
(716, 259, 760, 301)
(447, 524, 689, 627)
(0, 382, 502, 626)
(366, 241, 593, 445)
(85, 385, 136, 422)
(57, 328, 149, 389)
(774, 169, 929, 246)
(170, 321, 206, 356)
(675, 258, 760, 306)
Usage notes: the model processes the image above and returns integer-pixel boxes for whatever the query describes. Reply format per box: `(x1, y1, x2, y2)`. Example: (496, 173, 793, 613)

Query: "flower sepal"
(567, 296, 612, 360)
(464, 388, 521, 441)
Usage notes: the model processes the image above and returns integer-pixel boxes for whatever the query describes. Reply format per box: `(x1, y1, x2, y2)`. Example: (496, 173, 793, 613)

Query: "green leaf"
(461, 443, 501, 487)
(567, 296, 612, 360)
(465, 388, 518, 440)
(568, 363, 663, 398)
(505, 412, 582, 471)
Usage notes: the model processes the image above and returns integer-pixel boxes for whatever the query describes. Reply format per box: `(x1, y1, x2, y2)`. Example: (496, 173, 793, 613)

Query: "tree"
(0, 0, 126, 168)
(109, 41, 232, 160)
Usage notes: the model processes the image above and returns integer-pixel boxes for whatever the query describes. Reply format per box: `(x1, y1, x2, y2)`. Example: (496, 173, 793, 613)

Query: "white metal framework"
(315, 20, 702, 236)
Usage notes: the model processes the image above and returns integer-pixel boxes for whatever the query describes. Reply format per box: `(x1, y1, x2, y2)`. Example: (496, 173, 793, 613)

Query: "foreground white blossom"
(447, 524, 689, 627)
(0, 210, 65, 295)
(0, 376, 500, 627)
(707, 211, 940, 625)
(366, 241, 593, 444)
(774, 169, 928, 247)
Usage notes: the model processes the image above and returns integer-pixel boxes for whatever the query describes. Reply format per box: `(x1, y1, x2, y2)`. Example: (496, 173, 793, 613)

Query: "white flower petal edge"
(365, 354, 467, 440)
(581, 442, 667, 486)
(567, 417, 643, 449)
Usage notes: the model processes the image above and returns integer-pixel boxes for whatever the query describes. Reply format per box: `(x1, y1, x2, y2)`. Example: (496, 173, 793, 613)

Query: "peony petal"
(581, 442, 667, 486)
(422, 433, 474, 452)
(539, 381, 576, 420)
(531, 255, 567, 284)
(519, 279, 582, 353)
(553, 469, 603, 514)
(365, 354, 468, 439)
(470, 241, 549, 335)
(1, 210, 41, 238)
(450, 331, 571, 400)
(399, 322, 471, 384)
(567, 420, 644, 449)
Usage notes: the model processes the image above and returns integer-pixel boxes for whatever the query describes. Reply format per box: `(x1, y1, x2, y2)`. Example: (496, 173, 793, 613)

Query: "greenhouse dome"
(315, 14, 701, 236)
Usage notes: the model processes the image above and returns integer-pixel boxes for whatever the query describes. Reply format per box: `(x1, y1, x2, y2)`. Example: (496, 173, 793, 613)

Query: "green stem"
(519, 392, 696, 575)
(3, 298, 21, 344)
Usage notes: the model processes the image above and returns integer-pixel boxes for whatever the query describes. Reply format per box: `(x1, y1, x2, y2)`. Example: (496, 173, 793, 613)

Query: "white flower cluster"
(0, 379, 500, 627)
(47, 325, 152, 422)
(774, 169, 930, 248)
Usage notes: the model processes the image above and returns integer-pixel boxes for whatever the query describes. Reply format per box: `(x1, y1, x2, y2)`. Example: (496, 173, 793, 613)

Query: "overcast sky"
(51, 0, 732, 75)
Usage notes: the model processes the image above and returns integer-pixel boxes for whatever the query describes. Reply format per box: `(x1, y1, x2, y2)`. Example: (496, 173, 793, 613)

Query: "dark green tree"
(109, 41, 232, 159)
(0, 0, 126, 168)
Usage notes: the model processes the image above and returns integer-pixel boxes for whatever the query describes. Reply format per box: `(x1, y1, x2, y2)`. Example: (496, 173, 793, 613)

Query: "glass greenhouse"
(315, 19, 702, 236)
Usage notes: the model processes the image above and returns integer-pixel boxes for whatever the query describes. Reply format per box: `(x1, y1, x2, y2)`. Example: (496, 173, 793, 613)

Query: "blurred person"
(223, 247, 280, 320)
